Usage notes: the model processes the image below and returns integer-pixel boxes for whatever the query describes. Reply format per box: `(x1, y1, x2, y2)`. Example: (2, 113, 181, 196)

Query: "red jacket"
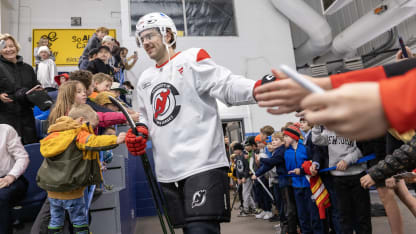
(97, 111, 126, 128)
(330, 59, 416, 133)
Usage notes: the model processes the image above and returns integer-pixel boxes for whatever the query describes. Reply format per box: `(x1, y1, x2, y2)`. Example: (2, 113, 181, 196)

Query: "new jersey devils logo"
(192, 190, 207, 208)
(150, 83, 181, 126)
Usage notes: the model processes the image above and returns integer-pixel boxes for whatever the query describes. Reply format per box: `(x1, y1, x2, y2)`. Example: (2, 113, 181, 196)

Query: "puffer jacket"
(368, 134, 416, 183)
(0, 55, 39, 144)
(37, 116, 118, 200)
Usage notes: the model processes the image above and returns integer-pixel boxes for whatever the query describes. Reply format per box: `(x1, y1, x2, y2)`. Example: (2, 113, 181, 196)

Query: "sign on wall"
(32, 29, 116, 66)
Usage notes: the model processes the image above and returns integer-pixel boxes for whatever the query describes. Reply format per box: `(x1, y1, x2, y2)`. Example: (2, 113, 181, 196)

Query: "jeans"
(0, 176, 28, 234)
(48, 197, 87, 228)
(333, 173, 372, 234)
(293, 187, 325, 234)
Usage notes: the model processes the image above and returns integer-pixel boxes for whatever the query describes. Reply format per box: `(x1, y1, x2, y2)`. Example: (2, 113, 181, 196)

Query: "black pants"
(0, 176, 28, 234)
(333, 173, 372, 234)
(280, 186, 298, 234)
(160, 167, 230, 233)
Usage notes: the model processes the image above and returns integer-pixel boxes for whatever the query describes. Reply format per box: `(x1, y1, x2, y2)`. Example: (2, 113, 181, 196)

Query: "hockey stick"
(109, 96, 175, 234)
(249, 157, 274, 201)
(231, 183, 240, 210)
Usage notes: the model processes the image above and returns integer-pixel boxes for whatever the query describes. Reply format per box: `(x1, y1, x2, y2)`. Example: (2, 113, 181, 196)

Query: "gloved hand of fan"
(126, 124, 149, 156)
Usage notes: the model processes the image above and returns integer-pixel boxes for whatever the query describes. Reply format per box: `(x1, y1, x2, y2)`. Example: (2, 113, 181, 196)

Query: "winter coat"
(255, 145, 290, 188)
(284, 143, 310, 188)
(97, 111, 126, 128)
(80, 33, 101, 60)
(0, 55, 39, 144)
(368, 134, 416, 184)
(37, 116, 118, 200)
(87, 58, 115, 77)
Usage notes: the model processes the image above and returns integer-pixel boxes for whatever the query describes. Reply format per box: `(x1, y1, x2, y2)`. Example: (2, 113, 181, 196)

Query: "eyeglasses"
(139, 32, 160, 44)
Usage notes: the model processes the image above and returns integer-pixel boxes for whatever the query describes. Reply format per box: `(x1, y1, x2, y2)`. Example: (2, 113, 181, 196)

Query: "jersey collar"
(156, 52, 181, 68)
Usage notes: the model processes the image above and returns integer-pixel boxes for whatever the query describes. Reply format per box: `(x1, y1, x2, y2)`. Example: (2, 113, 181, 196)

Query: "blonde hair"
(48, 81, 82, 124)
(93, 73, 113, 86)
(272, 132, 284, 141)
(96, 27, 109, 35)
(0, 34, 21, 53)
(68, 104, 97, 122)
(281, 122, 294, 132)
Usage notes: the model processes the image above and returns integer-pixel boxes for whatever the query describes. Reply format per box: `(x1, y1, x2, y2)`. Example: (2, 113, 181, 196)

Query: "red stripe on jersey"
(197, 49, 211, 62)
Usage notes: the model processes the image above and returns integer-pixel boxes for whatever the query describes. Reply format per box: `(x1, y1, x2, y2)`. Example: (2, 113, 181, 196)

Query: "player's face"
(139, 29, 166, 62)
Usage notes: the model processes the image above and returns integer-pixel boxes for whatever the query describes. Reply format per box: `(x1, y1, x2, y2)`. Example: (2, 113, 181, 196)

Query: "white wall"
(1, 0, 121, 72)
(121, 0, 298, 134)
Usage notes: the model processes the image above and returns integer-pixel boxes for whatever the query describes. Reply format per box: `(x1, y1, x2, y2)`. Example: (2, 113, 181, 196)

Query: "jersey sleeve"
(379, 68, 416, 133)
(136, 86, 150, 127)
(330, 58, 416, 88)
(191, 49, 256, 106)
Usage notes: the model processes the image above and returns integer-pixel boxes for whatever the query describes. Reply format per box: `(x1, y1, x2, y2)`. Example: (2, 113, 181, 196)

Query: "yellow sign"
(32, 29, 116, 66)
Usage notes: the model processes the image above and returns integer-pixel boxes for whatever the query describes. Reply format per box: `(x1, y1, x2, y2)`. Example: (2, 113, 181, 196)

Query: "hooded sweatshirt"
(38, 116, 118, 200)
(312, 126, 365, 176)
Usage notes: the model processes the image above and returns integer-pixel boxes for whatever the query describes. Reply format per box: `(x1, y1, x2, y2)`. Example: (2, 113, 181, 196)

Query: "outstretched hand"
(301, 82, 389, 140)
(254, 69, 331, 115)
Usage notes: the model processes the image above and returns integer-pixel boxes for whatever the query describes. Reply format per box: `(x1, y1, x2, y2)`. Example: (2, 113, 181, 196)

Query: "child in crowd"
(285, 125, 324, 234)
(109, 82, 128, 98)
(54, 73, 69, 87)
(36, 46, 58, 91)
(87, 46, 115, 77)
(301, 118, 342, 234)
(89, 73, 113, 100)
(78, 27, 109, 70)
(37, 104, 126, 234)
(119, 47, 138, 71)
(312, 125, 371, 234)
(94, 91, 120, 112)
(234, 142, 257, 216)
(253, 133, 273, 220)
(34, 36, 55, 64)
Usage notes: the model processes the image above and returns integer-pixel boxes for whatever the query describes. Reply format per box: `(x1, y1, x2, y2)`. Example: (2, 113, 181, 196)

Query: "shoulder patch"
(196, 49, 211, 62)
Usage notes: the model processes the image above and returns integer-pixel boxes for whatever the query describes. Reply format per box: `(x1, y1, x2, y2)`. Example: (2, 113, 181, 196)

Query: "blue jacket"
(255, 145, 290, 188)
(284, 143, 310, 188)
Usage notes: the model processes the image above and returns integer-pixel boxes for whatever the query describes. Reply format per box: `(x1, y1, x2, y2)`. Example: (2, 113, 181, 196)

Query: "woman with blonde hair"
(0, 34, 40, 144)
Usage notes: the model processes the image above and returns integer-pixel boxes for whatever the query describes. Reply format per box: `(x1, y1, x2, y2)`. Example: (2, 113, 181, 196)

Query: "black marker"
(399, 37, 408, 58)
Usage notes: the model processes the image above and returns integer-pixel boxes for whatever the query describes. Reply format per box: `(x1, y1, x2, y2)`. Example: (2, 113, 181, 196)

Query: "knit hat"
(232, 143, 244, 151)
(94, 91, 117, 106)
(284, 125, 301, 141)
(37, 46, 50, 55)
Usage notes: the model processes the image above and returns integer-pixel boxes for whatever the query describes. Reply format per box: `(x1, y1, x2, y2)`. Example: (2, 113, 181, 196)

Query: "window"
(130, 0, 237, 36)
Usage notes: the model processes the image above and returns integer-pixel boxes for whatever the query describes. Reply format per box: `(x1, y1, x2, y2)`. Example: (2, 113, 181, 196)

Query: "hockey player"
(125, 12, 272, 234)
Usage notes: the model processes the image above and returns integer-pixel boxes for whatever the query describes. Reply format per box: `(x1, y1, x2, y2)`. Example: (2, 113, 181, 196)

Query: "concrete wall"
(1, 0, 298, 134)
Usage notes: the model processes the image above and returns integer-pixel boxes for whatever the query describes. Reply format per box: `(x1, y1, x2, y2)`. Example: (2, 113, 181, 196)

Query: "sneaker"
(268, 215, 279, 222)
(238, 210, 249, 217)
(274, 224, 281, 229)
(263, 211, 274, 220)
(253, 208, 262, 214)
(255, 211, 266, 219)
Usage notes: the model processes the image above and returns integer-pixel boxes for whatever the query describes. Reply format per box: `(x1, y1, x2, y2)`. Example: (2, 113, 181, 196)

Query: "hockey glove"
(253, 74, 276, 100)
(126, 124, 149, 156)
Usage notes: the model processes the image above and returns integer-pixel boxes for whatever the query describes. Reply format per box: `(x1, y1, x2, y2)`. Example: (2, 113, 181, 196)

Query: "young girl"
(34, 36, 55, 64)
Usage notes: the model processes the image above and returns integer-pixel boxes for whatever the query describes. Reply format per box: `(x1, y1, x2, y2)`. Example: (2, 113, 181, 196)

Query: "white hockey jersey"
(135, 48, 256, 183)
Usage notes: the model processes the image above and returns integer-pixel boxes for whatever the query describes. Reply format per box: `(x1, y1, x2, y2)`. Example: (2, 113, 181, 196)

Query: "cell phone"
(399, 37, 408, 58)
(0, 40, 5, 51)
(25, 85, 41, 95)
(393, 172, 416, 180)
(279, 64, 325, 93)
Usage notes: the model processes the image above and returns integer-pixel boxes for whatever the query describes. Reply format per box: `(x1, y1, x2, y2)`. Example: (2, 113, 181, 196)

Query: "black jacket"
(0, 55, 39, 144)
(368, 135, 416, 183)
(80, 33, 101, 59)
(87, 59, 115, 77)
